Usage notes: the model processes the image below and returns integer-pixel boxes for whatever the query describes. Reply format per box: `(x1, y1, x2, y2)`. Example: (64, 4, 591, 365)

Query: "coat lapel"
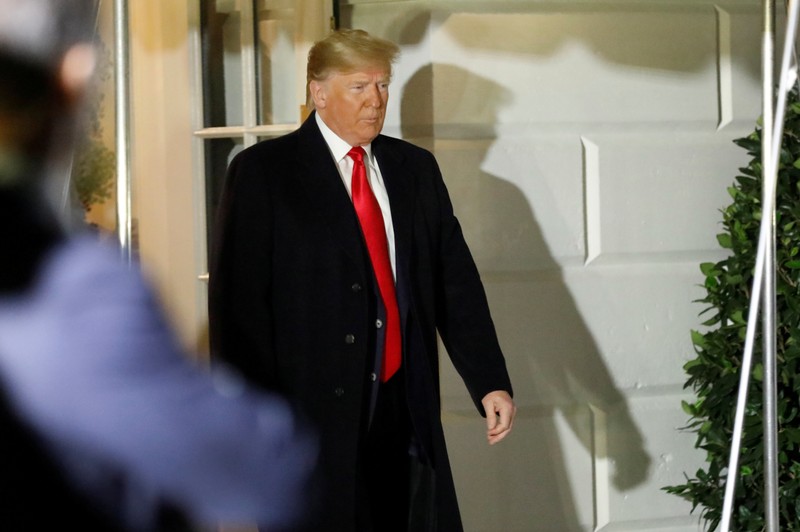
(294, 114, 365, 267)
(373, 136, 416, 321)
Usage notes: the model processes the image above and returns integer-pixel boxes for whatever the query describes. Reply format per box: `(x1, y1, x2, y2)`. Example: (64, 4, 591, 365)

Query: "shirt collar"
(314, 112, 375, 167)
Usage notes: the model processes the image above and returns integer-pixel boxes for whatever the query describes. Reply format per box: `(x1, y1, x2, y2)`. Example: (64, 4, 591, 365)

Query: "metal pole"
(719, 1, 800, 529)
(114, 0, 133, 261)
(761, 2, 780, 531)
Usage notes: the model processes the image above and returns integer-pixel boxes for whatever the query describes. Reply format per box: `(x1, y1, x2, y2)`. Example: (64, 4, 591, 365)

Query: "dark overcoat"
(208, 113, 513, 531)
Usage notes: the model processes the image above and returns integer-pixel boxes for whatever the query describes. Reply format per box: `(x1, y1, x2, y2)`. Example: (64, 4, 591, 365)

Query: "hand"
(481, 390, 516, 445)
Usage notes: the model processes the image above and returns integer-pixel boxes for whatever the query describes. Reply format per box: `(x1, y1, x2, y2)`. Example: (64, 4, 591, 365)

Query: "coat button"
(351, 283, 362, 292)
(334, 387, 345, 397)
(344, 334, 355, 344)
(369, 372, 377, 382)
(375, 319, 383, 329)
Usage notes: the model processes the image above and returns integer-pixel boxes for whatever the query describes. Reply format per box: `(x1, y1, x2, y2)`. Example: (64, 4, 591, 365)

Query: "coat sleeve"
(208, 149, 277, 390)
(425, 151, 514, 415)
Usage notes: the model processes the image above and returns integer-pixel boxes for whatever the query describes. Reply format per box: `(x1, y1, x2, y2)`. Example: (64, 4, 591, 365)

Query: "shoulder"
(373, 134, 440, 178)
(0, 236, 147, 330)
(221, 133, 302, 199)
(232, 130, 301, 168)
(226, 119, 327, 186)
(374, 134, 432, 159)
(233, 115, 322, 166)
(18, 236, 167, 342)
(374, 135, 444, 186)
(0, 235, 170, 414)
(37, 236, 143, 297)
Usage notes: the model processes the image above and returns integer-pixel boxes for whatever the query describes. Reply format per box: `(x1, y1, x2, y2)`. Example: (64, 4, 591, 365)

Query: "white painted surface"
(347, 1, 762, 530)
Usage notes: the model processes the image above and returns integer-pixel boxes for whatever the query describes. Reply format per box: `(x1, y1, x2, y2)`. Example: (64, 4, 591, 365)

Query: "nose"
(365, 84, 383, 108)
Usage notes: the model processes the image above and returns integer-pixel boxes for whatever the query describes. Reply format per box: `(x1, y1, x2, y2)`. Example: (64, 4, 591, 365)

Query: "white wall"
(344, 1, 763, 530)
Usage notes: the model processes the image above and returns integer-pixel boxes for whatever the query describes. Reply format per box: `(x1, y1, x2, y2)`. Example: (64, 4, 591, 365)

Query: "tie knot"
(348, 146, 366, 163)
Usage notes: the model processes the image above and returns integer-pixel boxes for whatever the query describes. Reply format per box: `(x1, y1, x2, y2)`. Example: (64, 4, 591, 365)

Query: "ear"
(59, 44, 96, 106)
(309, 80, 328, 110)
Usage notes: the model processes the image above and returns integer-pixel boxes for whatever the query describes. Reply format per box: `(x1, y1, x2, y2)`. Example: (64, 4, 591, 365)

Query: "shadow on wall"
(400, 63, 652, 530)
(381, 6, 760, 79)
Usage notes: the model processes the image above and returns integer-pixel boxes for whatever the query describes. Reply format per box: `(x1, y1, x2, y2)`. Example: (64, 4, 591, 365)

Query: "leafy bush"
(72, 38, 114, 212)
(666, 88, 800, 530)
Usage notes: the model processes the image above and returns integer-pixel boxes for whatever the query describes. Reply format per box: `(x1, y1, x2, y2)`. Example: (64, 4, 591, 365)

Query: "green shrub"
(665, 89, 800, 530)
(72, 38, 114, 212)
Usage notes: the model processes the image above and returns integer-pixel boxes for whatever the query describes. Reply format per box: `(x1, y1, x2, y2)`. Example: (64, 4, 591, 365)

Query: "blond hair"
(306, 29, 399, 108)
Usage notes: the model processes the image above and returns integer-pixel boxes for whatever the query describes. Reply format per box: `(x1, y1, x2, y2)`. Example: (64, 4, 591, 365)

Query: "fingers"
(485, 404, 498, 432)
(487, 405, 513, 445)
(482, 391, 516, 445)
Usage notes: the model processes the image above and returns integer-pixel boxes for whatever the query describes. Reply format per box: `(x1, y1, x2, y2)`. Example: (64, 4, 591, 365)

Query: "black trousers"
(357, 369, 412, 532)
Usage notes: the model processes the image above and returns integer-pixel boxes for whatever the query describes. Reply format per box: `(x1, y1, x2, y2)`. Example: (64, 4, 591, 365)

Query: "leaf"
(730, 310, 746, 325)
(717, 233, 733, 249)
(691, 330, 707, 349)
(752, 363, 763, 382)
(784, 428, 800, 444)
(700, 262, 721, 277)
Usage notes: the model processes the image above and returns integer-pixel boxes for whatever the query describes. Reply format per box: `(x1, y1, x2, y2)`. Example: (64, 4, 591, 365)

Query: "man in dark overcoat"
(209, 28, 516, 532)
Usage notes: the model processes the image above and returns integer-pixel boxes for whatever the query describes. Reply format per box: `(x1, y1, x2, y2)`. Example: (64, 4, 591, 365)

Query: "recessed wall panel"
(431, 10, 720, 126)
(592, 132, 750, 258)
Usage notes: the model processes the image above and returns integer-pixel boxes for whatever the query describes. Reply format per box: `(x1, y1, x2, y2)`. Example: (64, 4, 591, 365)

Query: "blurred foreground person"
(0, 0, 316, 530)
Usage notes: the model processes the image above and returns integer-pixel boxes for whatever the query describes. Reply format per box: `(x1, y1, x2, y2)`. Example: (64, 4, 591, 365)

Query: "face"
(310, 66, 390, 146)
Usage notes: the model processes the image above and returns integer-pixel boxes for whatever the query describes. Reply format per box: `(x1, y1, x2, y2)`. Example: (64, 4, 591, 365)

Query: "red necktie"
(348, 146, 401, 382)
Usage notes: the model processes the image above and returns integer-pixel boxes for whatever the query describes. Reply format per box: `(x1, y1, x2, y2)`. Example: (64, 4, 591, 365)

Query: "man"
(0, 1, 316, 529)
(209, 29, 515, 531)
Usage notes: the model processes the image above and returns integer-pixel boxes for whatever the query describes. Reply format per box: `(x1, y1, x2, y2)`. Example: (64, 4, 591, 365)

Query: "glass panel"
(256, 0, 297, 125)
(201, 0, 244, 127)
(204, 137, 244, 249)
